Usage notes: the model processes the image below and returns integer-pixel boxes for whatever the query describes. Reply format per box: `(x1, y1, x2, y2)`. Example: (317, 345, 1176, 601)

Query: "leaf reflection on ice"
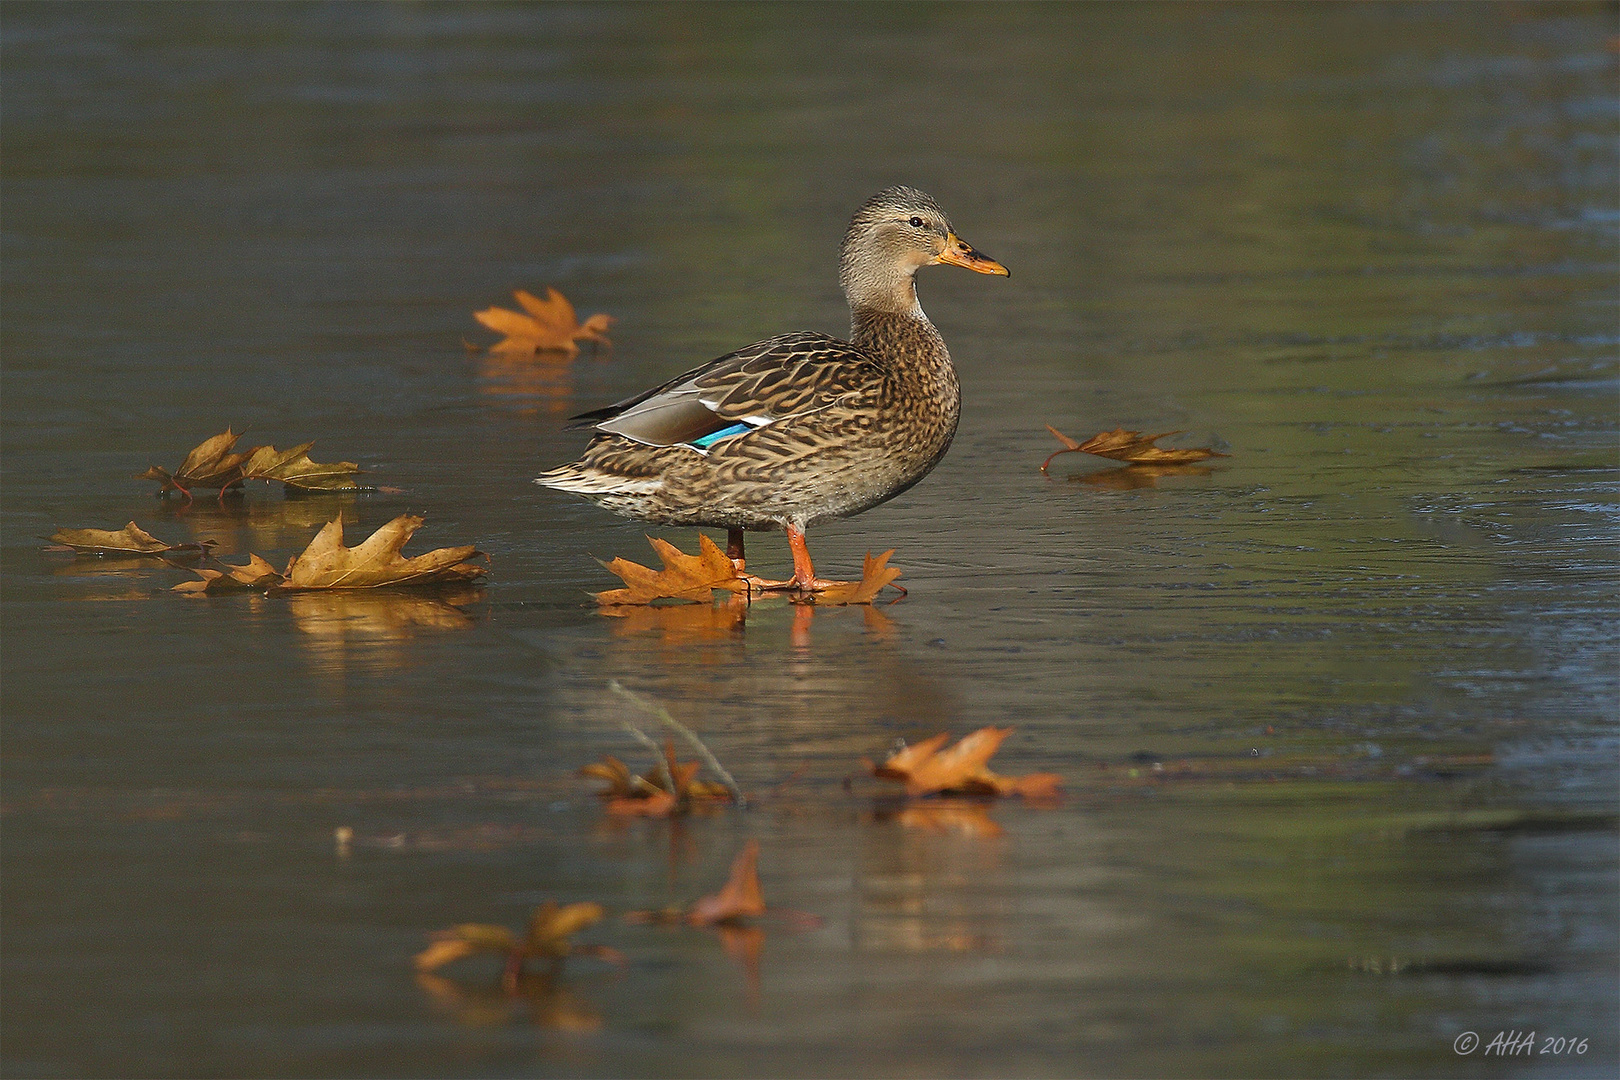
(415, 971, 602, 1031)
(288, 587, 482, 670)
(1068, 463, 1217, 490)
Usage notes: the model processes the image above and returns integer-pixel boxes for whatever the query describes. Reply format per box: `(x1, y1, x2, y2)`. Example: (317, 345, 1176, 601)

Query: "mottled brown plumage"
(536, 186, 1007, 591)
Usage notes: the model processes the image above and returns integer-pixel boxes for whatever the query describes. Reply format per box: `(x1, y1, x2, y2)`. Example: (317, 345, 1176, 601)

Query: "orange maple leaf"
(594, 534, 747, 605)
(474, 287, 614, 356)
(687, 841, 767, 927)
(1041, 424, 1226, 474)
(867, 727, 1063, 799)
(795, 549, 906, 606)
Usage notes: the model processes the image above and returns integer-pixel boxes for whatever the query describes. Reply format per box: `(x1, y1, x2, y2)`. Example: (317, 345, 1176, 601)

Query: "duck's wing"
(569, 332, 880, 448)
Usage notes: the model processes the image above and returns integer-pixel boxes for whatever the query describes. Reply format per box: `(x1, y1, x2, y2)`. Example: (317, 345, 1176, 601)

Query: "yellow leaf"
(280, 516, 486, 590)
(240, 443, 362, 491)
(172, 554, 283, 595)
(137, 428, 253, 495)
(527, 901, 606, 957)
(413, 938, 480, 973)
(49, 522, 197, 556)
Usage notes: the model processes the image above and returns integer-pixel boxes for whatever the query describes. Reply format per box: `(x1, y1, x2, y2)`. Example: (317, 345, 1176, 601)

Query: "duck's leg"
(735, 524, 856, 595)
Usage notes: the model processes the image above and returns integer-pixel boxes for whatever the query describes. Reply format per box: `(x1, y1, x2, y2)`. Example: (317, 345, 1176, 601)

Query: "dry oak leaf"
(280, 515, 487, 590)
(594, 534, 747, 606)
(1041, 424, 1227, 474)
(137, 428, 254, 497)
(867, 727, 1063, 799)
(48, 522, 213, 557)
(795, 549, 905, 606)
(474, 287, 615, 356)
(172, 554, 284, 595)
(414, 901, 622, 983)
(240, 442, 362, 491)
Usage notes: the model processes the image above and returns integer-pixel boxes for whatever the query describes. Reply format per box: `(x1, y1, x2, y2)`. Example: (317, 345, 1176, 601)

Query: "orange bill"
(935, 232, 1009, 276)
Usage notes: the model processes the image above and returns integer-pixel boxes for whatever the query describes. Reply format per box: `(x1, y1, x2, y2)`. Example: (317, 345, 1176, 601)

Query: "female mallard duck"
(536, 186, 1007, 593)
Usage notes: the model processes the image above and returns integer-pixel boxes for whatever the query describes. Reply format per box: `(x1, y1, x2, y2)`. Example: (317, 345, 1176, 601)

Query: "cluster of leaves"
(1041, 424, 1226, 474)
(138, 429, 363, 499)
(580, 740, 734, 817)
(173, 515, 487, 594)
(473, 287, 615, 356)
(417, 841, 793, 988)
(593, 535, 904, 607)
(866, 727, 1063, 800)
(415, 901, 623, 990)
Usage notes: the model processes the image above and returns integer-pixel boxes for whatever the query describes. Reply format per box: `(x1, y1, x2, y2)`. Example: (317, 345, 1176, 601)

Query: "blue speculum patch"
(689, 422, 752, 449)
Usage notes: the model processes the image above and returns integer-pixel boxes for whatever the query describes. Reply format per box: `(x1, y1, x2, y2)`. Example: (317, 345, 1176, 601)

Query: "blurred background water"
(2, 3, 1616, 1077)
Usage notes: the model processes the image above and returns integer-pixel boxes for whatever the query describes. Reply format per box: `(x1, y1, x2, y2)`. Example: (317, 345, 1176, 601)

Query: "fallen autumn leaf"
(474, 287, 615, 356)
(867, 727, 1063, 799)
(48, 522, 214, 558)
(594, 534, 747, 606)
(1041, 424, 1226, 474)
(280, 515, 486, 590)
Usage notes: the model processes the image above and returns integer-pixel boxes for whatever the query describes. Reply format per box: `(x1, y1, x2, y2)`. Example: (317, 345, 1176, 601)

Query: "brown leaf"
(280, 515, 487, 590)
(240, 442, 362, 491)
(137, 428, 254, 495)
(474, 287, 615, 355)
(688, 840, 766, 926)
(49, 522, 208, 557)
(804, 549, 905, 605)
(172, 553, 284, 595)
(1042, 424, 1226, 473)
(868, 726, 1064, 800)
(593, 534, 746, 605)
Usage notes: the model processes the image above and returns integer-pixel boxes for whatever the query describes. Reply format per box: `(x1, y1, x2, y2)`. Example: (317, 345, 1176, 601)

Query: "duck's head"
(839, 185, 1008, 316)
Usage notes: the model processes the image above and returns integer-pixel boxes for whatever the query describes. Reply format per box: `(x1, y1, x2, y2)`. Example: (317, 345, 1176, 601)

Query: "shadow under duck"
(536, 186, 1007, 593)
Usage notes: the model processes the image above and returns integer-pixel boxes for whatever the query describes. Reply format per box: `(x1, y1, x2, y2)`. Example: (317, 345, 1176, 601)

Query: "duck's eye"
(908, 216, 924, 228)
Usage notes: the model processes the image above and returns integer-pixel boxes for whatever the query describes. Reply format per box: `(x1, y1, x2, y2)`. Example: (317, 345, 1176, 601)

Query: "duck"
(535, 185, 1007, 593)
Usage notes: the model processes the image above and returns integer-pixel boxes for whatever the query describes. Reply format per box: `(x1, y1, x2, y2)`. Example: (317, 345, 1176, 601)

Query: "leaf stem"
(608, 680, 746, 807)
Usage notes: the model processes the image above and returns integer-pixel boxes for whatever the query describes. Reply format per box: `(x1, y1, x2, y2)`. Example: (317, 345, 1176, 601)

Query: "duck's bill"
(935, 233, 1009, 276)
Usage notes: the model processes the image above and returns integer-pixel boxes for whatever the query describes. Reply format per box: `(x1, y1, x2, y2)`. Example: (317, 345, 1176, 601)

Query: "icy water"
(3, 4, 1616, 1077)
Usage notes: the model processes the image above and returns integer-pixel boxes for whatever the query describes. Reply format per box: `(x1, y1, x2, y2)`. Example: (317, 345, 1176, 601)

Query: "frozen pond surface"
(3, 5, 1616, 1077)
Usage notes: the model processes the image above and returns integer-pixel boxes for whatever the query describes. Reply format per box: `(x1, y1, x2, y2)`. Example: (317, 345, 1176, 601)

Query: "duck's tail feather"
(534, 462, 663, 496)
